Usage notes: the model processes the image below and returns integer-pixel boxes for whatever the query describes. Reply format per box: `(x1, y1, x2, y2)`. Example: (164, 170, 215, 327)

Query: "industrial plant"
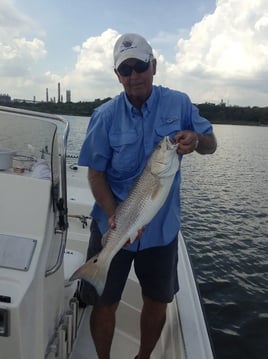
(0, 82, 71, 104)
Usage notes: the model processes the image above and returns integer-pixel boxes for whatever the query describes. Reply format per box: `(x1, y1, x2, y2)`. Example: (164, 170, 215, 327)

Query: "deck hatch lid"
(0, 234, 37, 271)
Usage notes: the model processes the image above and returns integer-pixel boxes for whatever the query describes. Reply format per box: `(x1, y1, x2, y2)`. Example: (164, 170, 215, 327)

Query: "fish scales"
(70, 136, 179, 295)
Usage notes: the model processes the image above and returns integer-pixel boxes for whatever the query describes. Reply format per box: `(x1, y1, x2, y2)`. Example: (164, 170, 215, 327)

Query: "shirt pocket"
(109, 130, 141, 175)
(155, 116, 182, 141)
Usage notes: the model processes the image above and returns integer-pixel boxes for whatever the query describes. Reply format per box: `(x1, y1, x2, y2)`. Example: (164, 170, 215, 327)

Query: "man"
(78, 33, 217, 359)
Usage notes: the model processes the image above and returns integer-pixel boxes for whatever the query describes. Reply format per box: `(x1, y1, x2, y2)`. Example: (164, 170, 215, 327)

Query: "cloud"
(0, 37, 47, 81)
(0, 0, 46, 81)
(177, 1, 268, 77)
(61, 29, 122, 101)
(1, 0, 268, 106)
(0, 38, 46, 62)
(164, 0, 268, 104)
(0, 0, 37, 38)
(74, 29, 116, 73)
(62, 0, 268, 105)
(0, 0, 47, 99)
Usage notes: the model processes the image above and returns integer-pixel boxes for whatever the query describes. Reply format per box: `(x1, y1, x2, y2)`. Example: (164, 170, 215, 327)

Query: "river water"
(66, 116, 268, 359)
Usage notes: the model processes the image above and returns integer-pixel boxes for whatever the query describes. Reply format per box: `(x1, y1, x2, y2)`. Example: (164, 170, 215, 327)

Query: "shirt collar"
(123, 86, 156, 115)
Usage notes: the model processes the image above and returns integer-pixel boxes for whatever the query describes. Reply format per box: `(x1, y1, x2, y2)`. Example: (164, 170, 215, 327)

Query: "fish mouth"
(151, 136, 179, 176)
(165, 136, 178, 150)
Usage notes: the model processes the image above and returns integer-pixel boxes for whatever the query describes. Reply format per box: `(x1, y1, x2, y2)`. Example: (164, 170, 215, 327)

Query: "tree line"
(197, 103, 267, 125)
(1, 98, 267, 125)
(0, 98, 111, 117)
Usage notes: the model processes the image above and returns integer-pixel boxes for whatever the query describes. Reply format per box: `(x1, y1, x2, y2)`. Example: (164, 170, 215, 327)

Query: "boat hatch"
(0, 234, 37, 271)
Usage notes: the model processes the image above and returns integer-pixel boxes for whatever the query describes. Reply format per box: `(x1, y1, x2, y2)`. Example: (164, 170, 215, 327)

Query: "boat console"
(0, 107, 81, 359)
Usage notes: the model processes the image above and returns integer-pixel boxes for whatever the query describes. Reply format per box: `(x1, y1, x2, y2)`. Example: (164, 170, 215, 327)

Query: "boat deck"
(69, 272, 184, 359)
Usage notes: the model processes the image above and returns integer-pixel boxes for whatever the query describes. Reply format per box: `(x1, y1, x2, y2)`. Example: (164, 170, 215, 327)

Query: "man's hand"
(174, 130, 198, 155)
(108, 214, 116, 229)
(174, 131, 217, 155)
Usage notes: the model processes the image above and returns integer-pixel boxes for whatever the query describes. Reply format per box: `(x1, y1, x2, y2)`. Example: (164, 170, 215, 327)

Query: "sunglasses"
(117, 60, 151, 77)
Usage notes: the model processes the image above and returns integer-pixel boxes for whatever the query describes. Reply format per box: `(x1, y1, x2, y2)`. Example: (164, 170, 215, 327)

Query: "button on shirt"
(78, 85, 213, 251)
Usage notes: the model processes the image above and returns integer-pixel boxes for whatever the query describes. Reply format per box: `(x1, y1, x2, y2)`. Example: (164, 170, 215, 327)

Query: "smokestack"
(46, 88, 49, 102)
(58, 82, 61, 103)
(66, 90, 71, 103)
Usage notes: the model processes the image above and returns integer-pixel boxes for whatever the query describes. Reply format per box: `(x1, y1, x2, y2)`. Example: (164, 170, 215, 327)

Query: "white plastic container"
(0, 149, 16, 170)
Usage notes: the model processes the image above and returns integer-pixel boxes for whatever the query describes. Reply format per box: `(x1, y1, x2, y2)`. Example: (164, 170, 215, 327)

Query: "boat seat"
(64, 249, 85, 305)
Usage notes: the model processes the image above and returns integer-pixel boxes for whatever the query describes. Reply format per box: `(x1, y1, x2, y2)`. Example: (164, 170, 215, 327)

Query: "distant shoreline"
(1, 99, 267, 126)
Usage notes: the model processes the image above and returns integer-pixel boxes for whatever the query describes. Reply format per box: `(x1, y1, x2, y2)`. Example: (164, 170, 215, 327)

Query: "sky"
(0, 0, 267, 107)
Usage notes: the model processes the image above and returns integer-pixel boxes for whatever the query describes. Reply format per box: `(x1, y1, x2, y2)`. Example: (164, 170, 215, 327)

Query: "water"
(180, 125, 268, 359)
(66, 116, 268, 359)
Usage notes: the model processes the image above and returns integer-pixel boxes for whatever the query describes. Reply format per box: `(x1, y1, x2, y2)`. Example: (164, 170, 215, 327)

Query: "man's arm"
(87, 168, 117, 220)
(195, 132, 217, 154)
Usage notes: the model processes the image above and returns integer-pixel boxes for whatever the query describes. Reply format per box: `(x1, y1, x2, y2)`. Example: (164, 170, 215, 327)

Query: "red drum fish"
(70, 136, 179, 295)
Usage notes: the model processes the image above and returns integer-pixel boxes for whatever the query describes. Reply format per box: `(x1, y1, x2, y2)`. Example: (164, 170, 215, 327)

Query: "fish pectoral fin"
(125, 228, 144, 246)
(151, 182, 162, 200)
(101, 232, 109, 247)
(123, 234, 136, 247)
(128, 235, 136, 244)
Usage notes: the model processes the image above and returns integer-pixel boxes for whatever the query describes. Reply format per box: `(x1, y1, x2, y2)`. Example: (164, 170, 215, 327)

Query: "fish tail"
(69, 255, 108, 296)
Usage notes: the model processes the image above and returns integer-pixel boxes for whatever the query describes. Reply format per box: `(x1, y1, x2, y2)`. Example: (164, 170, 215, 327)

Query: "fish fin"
(151, 182, 161, 200)
(69, 255, 108, 296)
(101, 232, 109, 247)
(128, 234, 137, 245)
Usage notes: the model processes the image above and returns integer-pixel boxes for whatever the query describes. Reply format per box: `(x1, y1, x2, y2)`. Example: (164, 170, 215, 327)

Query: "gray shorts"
(78, 220, 179, 305)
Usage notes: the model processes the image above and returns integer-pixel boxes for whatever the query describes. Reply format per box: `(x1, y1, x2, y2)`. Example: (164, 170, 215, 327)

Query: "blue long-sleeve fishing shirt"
(78, 85, 213, 251)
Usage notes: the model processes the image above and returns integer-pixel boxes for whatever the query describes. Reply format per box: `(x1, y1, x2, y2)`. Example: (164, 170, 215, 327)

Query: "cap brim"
(115, 51, 150, 69)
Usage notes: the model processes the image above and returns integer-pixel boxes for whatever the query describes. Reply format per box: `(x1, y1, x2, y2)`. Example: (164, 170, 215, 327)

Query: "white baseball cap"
(113, 33, 153, 69)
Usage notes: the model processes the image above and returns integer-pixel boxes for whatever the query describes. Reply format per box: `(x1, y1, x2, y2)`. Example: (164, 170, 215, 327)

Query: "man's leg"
(134, 238, 179, 359)
(83, 220, 134, 358)
(90, 302, 119, 359)
(136, 296, 167, 359)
